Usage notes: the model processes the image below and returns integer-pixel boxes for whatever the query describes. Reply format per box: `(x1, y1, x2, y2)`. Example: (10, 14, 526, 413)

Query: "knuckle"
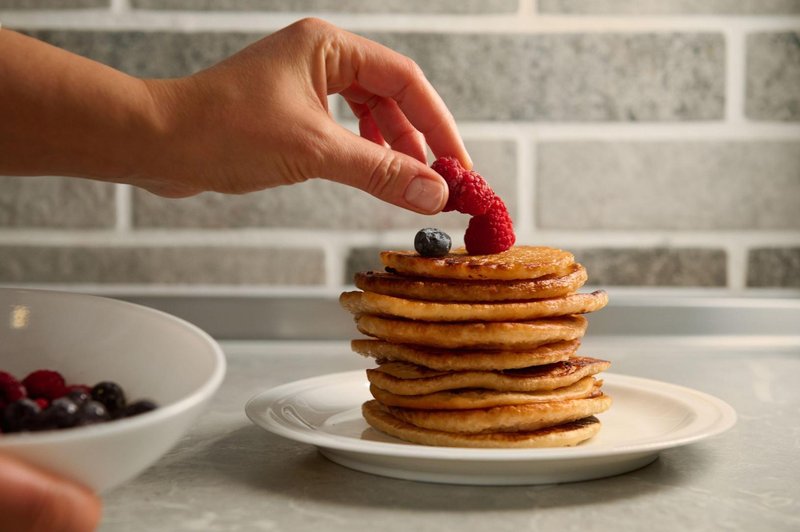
(405, 58, 424, 79)
(291, 17, 330, 36)
(366, 152, 404, 197)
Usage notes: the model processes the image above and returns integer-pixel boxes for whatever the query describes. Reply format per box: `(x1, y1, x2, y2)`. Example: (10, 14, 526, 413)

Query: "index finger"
(326, 30, 472, 170)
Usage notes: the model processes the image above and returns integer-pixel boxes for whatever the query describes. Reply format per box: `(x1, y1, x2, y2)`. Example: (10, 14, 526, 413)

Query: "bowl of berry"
(0, 287, 226, 492)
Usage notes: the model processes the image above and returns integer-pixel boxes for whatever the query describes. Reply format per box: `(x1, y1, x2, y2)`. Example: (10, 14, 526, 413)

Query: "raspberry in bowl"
(0, 288, 226, 493)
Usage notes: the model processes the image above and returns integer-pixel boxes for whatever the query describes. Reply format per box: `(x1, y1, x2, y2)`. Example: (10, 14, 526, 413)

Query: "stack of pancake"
(339, 246, 611, 448)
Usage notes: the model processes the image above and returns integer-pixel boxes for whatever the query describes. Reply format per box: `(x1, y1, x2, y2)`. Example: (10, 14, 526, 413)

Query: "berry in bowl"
(1, 370, 158, 433)
(0, 288, 225, 493)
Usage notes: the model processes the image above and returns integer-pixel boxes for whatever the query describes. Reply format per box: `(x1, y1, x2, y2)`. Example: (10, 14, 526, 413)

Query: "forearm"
(0, 30, 162, 182)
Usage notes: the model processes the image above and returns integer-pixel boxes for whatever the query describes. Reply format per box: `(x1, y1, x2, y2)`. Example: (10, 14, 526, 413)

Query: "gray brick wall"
(746, 32, 800, 121)
(0, 177, 115, 228)
(356, 32, 724, 122)
(747, 248, 800, 288)
(0, 246, 324, 285)
(0, 4, 798, 294)
(536, 141, 800, 230)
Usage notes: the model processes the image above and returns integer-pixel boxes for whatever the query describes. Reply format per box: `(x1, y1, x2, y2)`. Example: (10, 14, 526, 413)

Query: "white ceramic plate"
(245, 371, 736, 485)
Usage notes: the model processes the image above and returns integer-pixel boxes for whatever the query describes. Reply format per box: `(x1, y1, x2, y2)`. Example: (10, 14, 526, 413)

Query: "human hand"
(140, 18, 471, 213)
(0, 454, 101, 532)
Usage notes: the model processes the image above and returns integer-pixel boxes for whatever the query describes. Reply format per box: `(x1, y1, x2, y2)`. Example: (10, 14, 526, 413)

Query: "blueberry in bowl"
(0, 288, 226, 493)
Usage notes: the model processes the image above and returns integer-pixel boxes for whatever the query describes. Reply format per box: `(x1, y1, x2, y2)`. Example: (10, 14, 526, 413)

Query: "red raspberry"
(431, 156, 464, 189)
(464, 197, 516, 255)
(35, 398, 50, 410)
(22, 370, 67, 400)
(0, 371, 26, 404)
(453, 171, 495, 216)
(431, 156, 465, 212)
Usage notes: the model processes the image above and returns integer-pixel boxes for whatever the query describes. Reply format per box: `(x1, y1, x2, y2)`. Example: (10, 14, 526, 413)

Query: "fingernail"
(404, 177, 446, 213)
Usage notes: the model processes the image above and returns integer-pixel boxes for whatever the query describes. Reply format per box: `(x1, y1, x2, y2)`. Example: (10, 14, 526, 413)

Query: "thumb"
(0, 454, 102, 532)
(316, 126, 448, 214)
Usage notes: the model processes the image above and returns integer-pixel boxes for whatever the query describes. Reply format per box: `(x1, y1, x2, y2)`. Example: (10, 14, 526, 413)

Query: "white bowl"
(0, 288, 226, 492)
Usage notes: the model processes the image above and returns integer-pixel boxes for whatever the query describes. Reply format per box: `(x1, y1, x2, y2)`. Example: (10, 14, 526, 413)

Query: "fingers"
(343, 98, 386, 146)
(0, 455, 102, 532)
(325, 27, 471, 170)
(342, 83, 427, 163)
(317, 122, 448, 214)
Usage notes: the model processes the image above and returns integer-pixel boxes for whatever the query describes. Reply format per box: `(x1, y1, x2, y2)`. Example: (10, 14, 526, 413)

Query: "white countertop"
(99, 338, 800, 532)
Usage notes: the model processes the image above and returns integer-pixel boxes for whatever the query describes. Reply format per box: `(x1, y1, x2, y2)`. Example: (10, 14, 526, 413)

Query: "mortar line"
(726, 242, 748, 291)
(517, 134, 535, 237)
(521, 0, 535, 17)
(114, 184, 132, 233)
(724, 26, 747, 124)
(110, 0, 129, 14)
(323, 239, 346, 289)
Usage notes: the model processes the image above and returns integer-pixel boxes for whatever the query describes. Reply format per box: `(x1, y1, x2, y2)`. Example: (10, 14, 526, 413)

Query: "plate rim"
(245, 370, 737, 461)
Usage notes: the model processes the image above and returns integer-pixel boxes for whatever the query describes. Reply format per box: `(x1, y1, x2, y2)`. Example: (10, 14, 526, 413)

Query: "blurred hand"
(141, 17, 471, 212)
(0, 454, 101, 532)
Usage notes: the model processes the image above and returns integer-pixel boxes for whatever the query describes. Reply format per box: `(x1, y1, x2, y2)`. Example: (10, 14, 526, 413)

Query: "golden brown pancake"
(385, 393, 611, 434)
(380, 246, 575, 281)
(353, 263, 587, 302)
(366, 356, 611, 395)
(356, 314, 588, 349)
(340, 290, 608, 322)
(363, 401, 602, 448)
(369, 376, 600, 410)
(351, 339, 579, 371)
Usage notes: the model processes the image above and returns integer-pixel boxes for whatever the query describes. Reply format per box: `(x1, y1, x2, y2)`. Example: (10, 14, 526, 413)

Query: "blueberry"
(40, 397, 80, 430)
(76, 400, 110, 426)
(91, 381, 126, 415)
(123, 400, 158, 418)
(2, 398, 41, 433)
(65, 389, 90, 407)
(414, 228, 451, 258)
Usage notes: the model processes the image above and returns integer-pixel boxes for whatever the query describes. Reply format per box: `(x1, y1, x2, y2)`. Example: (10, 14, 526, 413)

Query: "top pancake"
(380, 246, 575, 281)
(354, 263, 588, 302)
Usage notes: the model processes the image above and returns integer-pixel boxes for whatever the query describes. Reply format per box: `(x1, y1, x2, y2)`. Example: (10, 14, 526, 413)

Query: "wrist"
(134, 78, 203, 197)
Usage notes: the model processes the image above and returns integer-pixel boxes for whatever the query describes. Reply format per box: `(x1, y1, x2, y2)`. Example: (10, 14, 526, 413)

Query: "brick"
(130, 0, 517, 13)
(0, 246, 325, 285)
(132, 140, 517, 229)
(575, 248, 727, 287)
(746, 32, 800, 121)
(344, 247, 383, 283)
(538, 0, 800, 15)
(537, 141, 800, 230)
(357, 32, 724, 121)
(24, 30, 724, 122)
(0, 176, 115, 228)
(21, 30, 259, 78)
(747, 248, 800, 288)
(0, 0, 107, 8)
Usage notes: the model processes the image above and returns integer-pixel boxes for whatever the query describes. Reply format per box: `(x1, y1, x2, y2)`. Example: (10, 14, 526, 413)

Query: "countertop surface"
(100, 338, 800, 532)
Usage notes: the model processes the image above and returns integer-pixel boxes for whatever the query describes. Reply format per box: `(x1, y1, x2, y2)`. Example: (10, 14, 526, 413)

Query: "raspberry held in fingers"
(453, 171, 494, 216)
(431, 156, 465, 212)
